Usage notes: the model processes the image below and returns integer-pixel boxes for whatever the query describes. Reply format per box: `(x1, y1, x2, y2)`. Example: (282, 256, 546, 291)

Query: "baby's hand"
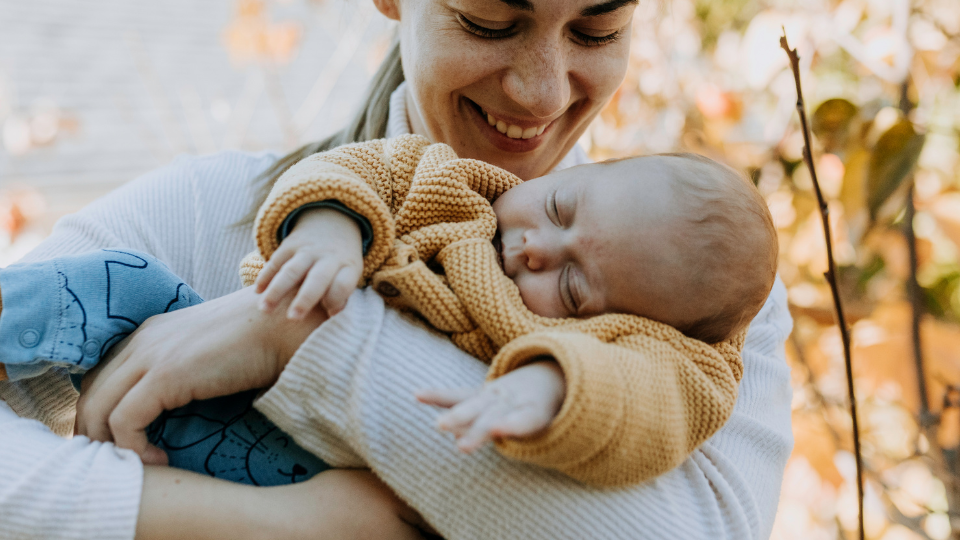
(255, 207, 363, 319)
(416, 360, 566, 453)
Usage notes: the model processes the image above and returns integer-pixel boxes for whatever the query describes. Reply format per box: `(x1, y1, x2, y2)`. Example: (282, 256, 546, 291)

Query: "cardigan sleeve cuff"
(278, 201, 374, 255)
(254, 158, 395, 282)
(487, 331, 628, 482)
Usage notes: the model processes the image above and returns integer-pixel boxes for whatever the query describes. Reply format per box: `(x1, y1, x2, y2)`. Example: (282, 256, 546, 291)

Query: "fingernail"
(288, 308, 303, 319)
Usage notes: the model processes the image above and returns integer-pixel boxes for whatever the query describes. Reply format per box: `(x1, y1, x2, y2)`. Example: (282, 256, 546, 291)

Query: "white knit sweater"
(0, 83, 794, 540)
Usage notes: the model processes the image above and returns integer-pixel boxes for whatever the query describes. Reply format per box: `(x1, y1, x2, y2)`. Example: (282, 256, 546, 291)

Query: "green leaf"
(812, 98, 858, 152)
(867, 120, 926, 221)
(810, 98, 859, 147)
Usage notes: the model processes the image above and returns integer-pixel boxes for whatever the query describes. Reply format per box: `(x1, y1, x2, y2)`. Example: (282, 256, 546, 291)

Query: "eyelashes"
(560, 264, 577, 314)
(456, 13, 625, 47)
(456, 14, 514, 39)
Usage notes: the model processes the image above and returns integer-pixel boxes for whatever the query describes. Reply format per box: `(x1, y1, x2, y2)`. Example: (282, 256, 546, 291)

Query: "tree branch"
(780, 31, 865, 540)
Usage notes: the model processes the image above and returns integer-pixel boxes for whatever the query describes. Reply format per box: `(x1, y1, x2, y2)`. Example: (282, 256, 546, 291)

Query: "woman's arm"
(138, 467, 426, 540)
(254, 281, 793, 540)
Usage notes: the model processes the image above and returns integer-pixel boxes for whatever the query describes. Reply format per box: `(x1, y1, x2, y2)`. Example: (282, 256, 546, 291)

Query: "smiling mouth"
(467, 99, 550, 140)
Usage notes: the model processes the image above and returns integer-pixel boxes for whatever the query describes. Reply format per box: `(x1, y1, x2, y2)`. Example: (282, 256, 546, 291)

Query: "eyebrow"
(581, 0, 638, 17)
(495, 0, 638, 16)
(496, 0, 534, 12)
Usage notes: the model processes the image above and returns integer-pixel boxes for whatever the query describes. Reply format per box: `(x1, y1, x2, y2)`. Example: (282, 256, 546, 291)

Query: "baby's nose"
(522, 231, 558, 272)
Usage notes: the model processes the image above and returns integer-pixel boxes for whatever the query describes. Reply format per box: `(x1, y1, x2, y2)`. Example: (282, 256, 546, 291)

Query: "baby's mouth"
(492, 231, 505, 271)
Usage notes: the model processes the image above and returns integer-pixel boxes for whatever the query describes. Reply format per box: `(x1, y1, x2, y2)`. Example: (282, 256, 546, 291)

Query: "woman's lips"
(466, 98, 551, 153)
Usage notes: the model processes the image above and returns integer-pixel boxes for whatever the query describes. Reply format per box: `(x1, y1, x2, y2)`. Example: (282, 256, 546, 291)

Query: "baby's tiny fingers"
(489, 407, 551, 439)
(289, 261, 340, 319)
(321, 265, 362, 317)
(437, 394, 491, 432)
(455, 410, 501, 453)
(415, 387, 477, 408)
(262, 253, 313, 308)
(255, 249, 294, 294)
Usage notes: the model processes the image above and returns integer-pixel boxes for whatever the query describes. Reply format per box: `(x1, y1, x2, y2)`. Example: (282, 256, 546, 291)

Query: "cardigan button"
(376, 282, 400, 297)
(19, 329, 40, 348)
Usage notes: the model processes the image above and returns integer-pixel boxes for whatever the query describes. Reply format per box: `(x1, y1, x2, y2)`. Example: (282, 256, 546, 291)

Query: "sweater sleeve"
(486, 328, 743, 487)
(251, 136, 434, 282)
(255, 281, 794, 540)
(0, 150, 274, 539)
(0, 401, 143, 540)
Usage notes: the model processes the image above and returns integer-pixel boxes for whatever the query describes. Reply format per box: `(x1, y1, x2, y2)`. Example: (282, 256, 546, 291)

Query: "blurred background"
(2, 0, 959, 538)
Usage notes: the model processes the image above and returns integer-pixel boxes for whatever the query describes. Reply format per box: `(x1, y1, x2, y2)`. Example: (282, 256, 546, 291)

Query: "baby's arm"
(242, 136, 438, 313)
(422, 327, 745, 488)
(417, 360, 565, 453)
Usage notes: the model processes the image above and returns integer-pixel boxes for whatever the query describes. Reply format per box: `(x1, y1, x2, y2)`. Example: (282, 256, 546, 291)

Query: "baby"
(242, 134, 777, 486)
(0, 135, 776, 488)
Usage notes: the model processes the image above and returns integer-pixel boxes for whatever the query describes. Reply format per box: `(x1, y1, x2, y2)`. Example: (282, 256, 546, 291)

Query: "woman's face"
(378, 0, 636, 180)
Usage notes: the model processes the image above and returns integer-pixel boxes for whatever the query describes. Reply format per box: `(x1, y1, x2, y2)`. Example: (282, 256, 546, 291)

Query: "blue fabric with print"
(0, 249, 329, 486)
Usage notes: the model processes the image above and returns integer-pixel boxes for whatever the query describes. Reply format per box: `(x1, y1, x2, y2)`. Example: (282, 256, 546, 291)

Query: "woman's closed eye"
(456, 13, 516, 39)
(570, 27, 625, 47)
(456, 12, 626, 48)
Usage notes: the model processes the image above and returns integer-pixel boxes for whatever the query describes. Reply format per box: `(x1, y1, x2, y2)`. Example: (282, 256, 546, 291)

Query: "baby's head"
(491, 153, 777, 343)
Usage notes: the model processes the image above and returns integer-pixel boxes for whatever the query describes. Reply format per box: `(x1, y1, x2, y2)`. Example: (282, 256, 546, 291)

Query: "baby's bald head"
(624, 153, 778, 342)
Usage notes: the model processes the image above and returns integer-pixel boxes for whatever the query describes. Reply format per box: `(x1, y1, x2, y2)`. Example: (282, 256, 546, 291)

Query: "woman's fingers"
(109, 369, 191, 463)
(76, 345, 147, 442)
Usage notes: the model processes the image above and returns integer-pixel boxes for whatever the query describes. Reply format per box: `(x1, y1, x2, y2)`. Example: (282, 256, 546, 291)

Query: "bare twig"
(780, 32, 865, 540)
(900, 80, 933, 427)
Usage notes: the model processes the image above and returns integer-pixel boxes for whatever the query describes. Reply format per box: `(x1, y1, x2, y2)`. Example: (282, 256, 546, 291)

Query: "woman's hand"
(75, 285, 327, 464)
(137, 467, 429, 540)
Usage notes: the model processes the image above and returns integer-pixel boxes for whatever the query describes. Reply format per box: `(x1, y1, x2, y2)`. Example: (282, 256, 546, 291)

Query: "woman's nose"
(502, 42, 571, 119)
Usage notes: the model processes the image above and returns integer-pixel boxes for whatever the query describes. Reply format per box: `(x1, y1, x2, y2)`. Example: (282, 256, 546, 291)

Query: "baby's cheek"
(514, 273, 566, 319)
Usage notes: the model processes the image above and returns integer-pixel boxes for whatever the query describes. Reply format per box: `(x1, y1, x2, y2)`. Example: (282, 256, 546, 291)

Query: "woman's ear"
(371, 0, 401, 21)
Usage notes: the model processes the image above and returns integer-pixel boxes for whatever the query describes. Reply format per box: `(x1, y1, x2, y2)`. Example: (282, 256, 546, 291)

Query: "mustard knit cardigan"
(240, 134, 744, 488)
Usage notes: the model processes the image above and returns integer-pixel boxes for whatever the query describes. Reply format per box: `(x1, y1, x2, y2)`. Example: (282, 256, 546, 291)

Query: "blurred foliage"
(587, 0, 960, 538)
(2, 0, 960, 538)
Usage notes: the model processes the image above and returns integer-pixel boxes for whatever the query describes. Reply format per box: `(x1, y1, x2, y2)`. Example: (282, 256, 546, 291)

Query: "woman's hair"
(240, 40, 404, 225)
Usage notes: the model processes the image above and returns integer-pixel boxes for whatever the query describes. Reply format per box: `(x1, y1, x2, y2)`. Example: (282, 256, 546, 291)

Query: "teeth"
(480, 108, 549, 140)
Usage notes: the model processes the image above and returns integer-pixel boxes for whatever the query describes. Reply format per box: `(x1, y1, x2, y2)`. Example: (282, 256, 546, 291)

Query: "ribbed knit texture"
(242, 135, 746, 487)
(0, 85, 793, 539)
(0, 150, 272, 539)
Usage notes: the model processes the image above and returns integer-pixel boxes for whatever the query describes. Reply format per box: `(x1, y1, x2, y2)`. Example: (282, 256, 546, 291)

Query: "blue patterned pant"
(0, 249, 329, 485)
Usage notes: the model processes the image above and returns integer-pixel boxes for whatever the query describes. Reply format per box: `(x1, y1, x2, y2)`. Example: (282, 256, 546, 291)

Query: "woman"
(1, 0, 794, 538)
